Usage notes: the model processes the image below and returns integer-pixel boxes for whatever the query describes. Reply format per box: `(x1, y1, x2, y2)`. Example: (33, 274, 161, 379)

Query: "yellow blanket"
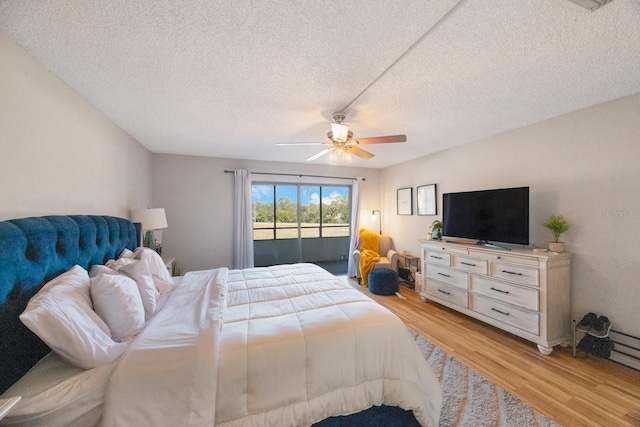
(358, 229, 380, 287)
(359, 249, 380, 287)
(359, 228, 379, 254)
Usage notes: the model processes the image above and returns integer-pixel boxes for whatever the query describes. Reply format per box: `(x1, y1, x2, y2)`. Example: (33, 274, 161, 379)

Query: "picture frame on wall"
(417, 184, 437, 216)
(397, 187, 413, 215)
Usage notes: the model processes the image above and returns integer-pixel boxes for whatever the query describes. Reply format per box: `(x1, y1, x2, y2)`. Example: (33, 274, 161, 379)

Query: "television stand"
(419, 240, 571, 355)
(476, 240, 511, 251)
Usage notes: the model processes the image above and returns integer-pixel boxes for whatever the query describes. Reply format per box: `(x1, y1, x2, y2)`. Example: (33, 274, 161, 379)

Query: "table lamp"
(131, 208, 168, 252)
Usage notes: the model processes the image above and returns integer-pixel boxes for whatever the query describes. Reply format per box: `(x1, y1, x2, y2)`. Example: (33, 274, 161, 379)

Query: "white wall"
(152, 154, 381, 271)
(381, 92, 640, 337)
(0, 34, 152, 220)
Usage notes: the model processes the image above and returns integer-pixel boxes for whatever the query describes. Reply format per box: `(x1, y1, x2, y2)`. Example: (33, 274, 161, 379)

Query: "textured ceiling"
(1, 0, 639, 168)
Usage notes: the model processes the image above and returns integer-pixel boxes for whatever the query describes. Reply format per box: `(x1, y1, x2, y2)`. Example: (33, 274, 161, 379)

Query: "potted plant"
(542, 214, 570, 252)
(170, 261, 185, 277)
(430, 220, 443, 240)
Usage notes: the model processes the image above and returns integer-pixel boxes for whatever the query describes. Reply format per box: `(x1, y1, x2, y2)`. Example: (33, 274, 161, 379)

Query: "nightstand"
(0, 396, 21, 421)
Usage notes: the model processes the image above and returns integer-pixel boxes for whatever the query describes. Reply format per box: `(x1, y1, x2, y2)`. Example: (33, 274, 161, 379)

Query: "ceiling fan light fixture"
(331, 122, 350, 142)
(327, 147, 352, 165)
(281, 110, 405, 163)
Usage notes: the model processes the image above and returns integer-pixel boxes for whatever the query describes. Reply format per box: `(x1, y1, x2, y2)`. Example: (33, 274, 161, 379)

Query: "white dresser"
(419, 240, 571, 355)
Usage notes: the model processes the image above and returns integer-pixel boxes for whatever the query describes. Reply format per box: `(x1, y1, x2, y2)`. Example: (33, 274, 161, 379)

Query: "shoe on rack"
(589, 315, 612, 338)
(577, 334, 597, 353)
(576, 312, 598, 333)
(591, 337, 615, 358)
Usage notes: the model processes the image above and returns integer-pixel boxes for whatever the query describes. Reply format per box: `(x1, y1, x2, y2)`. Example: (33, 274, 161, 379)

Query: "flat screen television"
(442, 186, 529, 247)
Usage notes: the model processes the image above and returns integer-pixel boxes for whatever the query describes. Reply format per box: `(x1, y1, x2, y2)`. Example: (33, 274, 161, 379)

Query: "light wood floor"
(341, 277, 640, 427)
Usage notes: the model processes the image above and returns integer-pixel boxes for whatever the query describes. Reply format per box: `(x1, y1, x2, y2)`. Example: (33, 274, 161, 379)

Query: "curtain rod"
(223, 170, 365, 181)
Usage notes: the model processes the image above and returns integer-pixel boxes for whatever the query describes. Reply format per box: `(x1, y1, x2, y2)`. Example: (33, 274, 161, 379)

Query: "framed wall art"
(397, 187, 413, 215)
(417, 184, 437, 216)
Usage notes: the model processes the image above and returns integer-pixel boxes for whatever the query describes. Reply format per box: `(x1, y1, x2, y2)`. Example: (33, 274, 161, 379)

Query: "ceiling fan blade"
(276, 142, 329, 146)
(354, 135, 407, 145)
(347, 146, 374, 159)
(306, 148, 333, 161)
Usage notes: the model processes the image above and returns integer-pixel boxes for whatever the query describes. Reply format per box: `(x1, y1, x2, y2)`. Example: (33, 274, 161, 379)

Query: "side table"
(398, 253, 419, 288)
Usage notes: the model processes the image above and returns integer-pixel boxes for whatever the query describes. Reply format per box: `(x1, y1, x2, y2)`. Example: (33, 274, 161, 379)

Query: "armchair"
(352, 234, 399, 284)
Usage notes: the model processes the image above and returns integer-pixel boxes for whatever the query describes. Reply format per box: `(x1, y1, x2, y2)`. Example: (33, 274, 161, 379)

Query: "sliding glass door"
(252, 183, 351, 274)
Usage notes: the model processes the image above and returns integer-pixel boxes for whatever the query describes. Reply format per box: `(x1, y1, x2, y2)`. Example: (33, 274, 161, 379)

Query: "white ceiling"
(1, 0, 639, 168)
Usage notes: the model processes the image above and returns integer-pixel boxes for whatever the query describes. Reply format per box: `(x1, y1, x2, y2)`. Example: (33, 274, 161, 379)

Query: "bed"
(0, 215, 442, 426)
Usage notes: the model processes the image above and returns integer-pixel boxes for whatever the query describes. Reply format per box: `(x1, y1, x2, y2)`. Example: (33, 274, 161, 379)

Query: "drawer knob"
(437, 272, 451, 278)
(491, 307, 510, 316)
(490, 287, 509, 294)
(461, 261, 476, 267)
(437, 289, 451, 295)
(430, 255, 443, 260)
(501, 270, 523, 276)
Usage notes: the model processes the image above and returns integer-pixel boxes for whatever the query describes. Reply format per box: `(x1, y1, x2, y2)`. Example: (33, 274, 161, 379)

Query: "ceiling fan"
(277, 112, 406, 163)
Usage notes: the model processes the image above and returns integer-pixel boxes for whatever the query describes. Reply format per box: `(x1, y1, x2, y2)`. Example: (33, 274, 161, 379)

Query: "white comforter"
(102, 268, 228, 426)
(104, 264, 442, 427)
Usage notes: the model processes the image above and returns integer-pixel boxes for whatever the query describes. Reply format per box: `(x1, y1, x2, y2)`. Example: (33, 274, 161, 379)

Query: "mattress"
(0, 352, 115, 426)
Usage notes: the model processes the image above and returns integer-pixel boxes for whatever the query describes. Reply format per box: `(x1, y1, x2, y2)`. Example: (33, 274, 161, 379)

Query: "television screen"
(442, 186, 529, 245)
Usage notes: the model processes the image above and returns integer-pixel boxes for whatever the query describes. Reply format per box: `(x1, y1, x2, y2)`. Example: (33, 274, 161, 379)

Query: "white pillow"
(154, 276, 174, 295)
(91, 270, 145, 342)
(20, 265, 128, 369)
(105, 257, 136, 271)
(89, 264, 117, 278)
(119, 248, 135, 259)
(119, 258, 158, 321)
(134, 247, 173, 284)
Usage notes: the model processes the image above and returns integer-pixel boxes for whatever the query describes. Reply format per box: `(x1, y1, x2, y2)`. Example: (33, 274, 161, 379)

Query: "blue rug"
(314, 405, 420, 426)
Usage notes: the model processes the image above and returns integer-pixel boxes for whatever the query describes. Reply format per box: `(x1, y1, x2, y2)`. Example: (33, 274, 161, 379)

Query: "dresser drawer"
(424, 281, 468, 309)
(489, 261, 539, 287)
(423, 250, 451, 266)
(470, 250, 540, 267)
(470, 294, 539, 335)
(452, 255, 488, 275)
(470, 275, 538, 311)
(426, 265, 468, 289)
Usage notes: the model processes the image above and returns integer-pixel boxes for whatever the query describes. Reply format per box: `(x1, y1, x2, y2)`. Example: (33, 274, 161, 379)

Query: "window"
(251, 184, 351, 240)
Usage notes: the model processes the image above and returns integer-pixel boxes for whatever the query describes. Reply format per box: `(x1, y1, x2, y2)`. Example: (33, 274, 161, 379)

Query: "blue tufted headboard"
(0, 215, 140, 394)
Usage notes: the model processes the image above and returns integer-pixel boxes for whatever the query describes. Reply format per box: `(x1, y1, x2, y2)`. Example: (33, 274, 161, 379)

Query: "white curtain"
(233, 170, 254, 269)
(347, 177, 362, 277)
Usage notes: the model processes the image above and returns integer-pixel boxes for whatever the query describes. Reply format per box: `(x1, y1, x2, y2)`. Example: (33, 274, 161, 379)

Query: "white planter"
(548, 242, 565, 252)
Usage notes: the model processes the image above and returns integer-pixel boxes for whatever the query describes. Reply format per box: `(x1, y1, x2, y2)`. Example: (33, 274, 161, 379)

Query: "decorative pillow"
(19, 265, 128, 369)
(134, 247, 173, 284)
(119, 258, 158, 321)
(91, 269, 145, 342)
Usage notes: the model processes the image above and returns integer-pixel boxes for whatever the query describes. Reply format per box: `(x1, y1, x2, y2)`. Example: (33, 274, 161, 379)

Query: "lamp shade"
(131, 208, 168, 230)
(331, 122, 349, 142)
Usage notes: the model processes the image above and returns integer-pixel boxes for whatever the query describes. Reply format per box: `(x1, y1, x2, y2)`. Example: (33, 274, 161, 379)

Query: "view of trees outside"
(252, 184, 350, 240)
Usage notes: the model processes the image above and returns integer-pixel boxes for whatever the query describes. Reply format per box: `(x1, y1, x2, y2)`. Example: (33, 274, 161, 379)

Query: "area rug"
(407, 327, 562, 427)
